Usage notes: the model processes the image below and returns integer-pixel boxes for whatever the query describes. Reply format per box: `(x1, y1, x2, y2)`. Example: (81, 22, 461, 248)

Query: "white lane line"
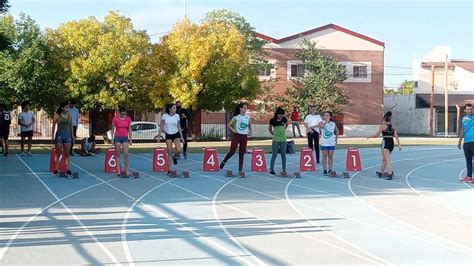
(405, 157, 470, 217)
(212, 178, 267, 266)
(347, 157, 472, 255)
(121, 178, 176, 266)
(284, 179, 391, 265)
(0, 177, 120, 261)
(12, 155, 122, 265)
(127, 167, 259, 266)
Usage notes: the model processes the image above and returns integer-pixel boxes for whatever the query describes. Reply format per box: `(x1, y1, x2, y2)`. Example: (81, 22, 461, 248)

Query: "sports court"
(0, 146, 472, 265)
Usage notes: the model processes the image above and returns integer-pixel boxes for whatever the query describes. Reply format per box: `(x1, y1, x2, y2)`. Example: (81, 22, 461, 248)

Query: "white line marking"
(11, 155, 122, 265)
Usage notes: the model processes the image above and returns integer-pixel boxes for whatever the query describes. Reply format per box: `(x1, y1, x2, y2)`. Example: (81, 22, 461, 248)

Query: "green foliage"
(195, 128, 223, 142)
(47, 11, 154, 111)
(0, 13, 66, 115)
(281, 38, 348, 115)
(385, 80, 414, 95)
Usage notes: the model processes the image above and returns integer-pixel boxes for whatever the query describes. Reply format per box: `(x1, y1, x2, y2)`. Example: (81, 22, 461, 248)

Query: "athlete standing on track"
(51, 102, 75, 177)
(268, 107, 288, 176)
(0, 104, 11, 157)
(304, 105, 322, 164)
(158, 103, 184, 176)
(111, 106, 133, 177)
(458, 103, 473, 183)
(320, 111, 339, 176)
(220, 102, 252, 178)
(367, 111, 401, 180)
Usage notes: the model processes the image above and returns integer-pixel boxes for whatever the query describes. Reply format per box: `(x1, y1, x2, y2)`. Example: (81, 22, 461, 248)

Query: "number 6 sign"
(105, 148, 118, 173)
(251, 148, 267, 172)
(203, 148, 219, 172)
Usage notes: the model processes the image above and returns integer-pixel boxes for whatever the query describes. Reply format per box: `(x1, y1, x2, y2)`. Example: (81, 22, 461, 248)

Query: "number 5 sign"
(153, 148, 170, 172)
(346, 147, 362, 171)
(105, 148, 118, 173)
(300, 148, 316, 171)
(203, 148, 219, 172)
(251, 148, 267, 172)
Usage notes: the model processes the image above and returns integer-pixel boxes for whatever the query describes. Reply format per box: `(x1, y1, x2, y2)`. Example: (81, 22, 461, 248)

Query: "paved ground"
(0, 146, 472, 265)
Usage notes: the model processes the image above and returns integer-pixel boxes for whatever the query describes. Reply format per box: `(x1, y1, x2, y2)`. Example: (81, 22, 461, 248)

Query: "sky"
(8, 0, 474, 88)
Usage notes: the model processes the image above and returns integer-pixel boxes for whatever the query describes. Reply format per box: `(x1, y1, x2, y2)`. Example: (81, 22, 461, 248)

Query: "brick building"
(200, 23, 385, 138)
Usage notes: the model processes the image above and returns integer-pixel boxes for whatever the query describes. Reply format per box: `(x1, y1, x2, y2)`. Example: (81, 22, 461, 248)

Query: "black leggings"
(182, 128, 188, 154)
(307, 132, 320, 163)
(463, 142, 474, 177)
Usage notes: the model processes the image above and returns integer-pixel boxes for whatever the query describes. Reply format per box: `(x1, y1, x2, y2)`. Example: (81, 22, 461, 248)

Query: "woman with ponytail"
(367, 111, 401, 180)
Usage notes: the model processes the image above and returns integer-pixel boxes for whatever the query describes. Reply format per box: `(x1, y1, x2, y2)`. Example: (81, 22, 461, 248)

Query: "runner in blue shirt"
(458, 103, 474, 182)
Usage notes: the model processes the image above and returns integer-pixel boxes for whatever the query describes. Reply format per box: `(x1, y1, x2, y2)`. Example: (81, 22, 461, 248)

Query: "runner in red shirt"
(290, 107, 303, 138)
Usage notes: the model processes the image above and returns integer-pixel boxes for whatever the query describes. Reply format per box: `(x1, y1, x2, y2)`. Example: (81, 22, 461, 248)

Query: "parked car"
(106, 121, 164, 142)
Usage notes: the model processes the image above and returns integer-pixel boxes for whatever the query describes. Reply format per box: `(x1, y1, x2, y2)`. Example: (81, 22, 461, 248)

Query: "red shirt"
(290, 111, 300, 122)
(112, 116, 132, 137)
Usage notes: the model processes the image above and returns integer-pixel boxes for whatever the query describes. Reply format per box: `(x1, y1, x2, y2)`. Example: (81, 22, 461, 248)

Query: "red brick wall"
(261, 48, 384, 126)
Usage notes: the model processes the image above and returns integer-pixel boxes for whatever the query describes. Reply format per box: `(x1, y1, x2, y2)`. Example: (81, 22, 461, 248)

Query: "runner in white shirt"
(303, 105, 322, 164)
(157, 103, 184, 175)
(18, 100, 35, 156)
(320, 111, 339, 176)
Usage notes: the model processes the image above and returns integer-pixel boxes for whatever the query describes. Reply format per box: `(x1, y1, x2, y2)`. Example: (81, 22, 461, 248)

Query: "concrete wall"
(384, 95, 429, 135)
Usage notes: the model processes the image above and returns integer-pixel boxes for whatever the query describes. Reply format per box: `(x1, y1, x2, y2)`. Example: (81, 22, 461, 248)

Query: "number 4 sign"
(203, 148, 219, 172)
(346, 148, 362, 171)
(300, 148, 316, 171)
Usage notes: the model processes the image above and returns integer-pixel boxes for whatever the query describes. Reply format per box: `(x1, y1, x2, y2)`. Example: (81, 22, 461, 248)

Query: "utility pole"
(444, 54, 449, 137)
(184, 0, 187, 19)
(429, 64, 435, 137)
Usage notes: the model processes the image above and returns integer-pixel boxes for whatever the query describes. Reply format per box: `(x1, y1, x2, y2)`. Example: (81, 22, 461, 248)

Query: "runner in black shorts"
(367, 111, 402, 180)
(0, 103, 11, 156)
(158, 103, 184, 176)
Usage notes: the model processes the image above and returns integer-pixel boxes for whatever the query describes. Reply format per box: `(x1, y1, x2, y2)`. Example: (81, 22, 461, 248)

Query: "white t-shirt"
(232, 114, 251, 135)
(162, 113, 180, 134)
(321, 121, 337, 147)
(304, 114, 322, 134)
(19, 111, 34, 132)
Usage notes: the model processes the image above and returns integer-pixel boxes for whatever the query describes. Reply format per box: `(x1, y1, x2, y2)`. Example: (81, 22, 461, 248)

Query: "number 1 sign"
(346, 148, 362, 171)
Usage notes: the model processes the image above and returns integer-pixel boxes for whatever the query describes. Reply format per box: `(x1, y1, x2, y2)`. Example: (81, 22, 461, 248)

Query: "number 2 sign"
(300, 148, 316, 172)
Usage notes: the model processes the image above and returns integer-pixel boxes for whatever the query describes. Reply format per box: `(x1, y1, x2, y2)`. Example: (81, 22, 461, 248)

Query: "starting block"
(119, 171, 140, 178)
(168, 170, 178, 178)
(225, 170, 235, 177)
(182, 171, 190, 178)
(280, 171, 288, 178)
(330, 171, 337, 178)
(239, 172, 246, 178)
(342, 172, 350, 178)
(72, 172, 79, 179)
(60, 171, 79, 179)
(294, 172, 301, 178)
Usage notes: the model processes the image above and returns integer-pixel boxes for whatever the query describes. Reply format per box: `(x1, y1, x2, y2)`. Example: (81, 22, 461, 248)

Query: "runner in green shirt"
(268, 107, 289, 176)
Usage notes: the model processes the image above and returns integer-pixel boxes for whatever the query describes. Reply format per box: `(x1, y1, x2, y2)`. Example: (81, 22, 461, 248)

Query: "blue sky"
(9, 0, 473, 88)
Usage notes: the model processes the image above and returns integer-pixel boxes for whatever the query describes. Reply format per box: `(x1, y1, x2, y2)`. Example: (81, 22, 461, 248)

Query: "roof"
(255, 23, 385, 47)
(452, 60, 474, 73)
(421, 60, 474, 72)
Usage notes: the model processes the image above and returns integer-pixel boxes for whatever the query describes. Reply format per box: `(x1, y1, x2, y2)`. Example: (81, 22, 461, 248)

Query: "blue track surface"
(0, 146, 472, 265)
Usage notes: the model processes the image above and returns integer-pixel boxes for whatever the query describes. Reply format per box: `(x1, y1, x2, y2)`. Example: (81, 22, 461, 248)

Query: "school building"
(200, 23, 385, 138)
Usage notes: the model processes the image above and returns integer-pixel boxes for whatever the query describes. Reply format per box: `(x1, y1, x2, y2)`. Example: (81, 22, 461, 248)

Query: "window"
(142, 124, 156, 130)
(258, 64, 272, 76)
(291, 64, 305, 78)
(131, 124, 141, 131)
(353, 66, 368, 78)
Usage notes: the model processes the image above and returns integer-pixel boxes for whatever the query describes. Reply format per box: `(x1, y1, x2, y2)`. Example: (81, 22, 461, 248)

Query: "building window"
(353, 65, 368, 78)
(291, 64, 305, 78)
(258, 65, 272, 76)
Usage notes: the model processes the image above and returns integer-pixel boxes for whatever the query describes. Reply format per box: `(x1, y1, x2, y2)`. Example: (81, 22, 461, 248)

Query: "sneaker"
(238, 171, 246, 178)
(460, 176, 472, 182)
(21, 152, 26, 157)
(70, 152, 74, 156)
(386, 173, 393, 180)
(53, 170, 59, 176)
(172, 155, 178, 165)
(220, 161, 226, 170)
(323, 170, 328, 176)
(183, 153, 187, 159)
(269, 170, 276, 176)
(66, 170, 73, 179)
(27, 152, 32, 157)
(376, 171, 383, 178)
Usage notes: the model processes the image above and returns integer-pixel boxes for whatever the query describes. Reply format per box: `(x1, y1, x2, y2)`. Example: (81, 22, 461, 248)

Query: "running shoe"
(66, 170, 73, 179)
(172, 155, 178, 165)
(460, 176, 472, 182)
(53, 170, 58, 176)
(220, 161, 226, 169)
(269, 170, 276, 176)
(323, 170, 328, 176)
(27, 152, 32, 156)
(386, 173, 393, 180)
(376, 171, 383, 178)
(21, 152, 26, 157)
(183, 153, 187, 159)
(238, 171, 246, 178)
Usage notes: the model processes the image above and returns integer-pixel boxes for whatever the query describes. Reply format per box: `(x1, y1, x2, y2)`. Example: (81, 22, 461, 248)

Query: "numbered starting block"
(119, 171, 140, 178)
(168, 170, 178, 178)
(280, 171, 288, 178)
(182, 171, 190, 178)
(225, 170, 235, 177)
(342, 172, 350, 178)
(329, 171, 337, 178)
(294, 172, 301, 178)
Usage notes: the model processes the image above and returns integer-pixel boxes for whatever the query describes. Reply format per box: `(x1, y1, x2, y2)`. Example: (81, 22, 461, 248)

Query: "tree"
(282, 38, 348, 115)
(0, 0, 10, 50)
(156, 18, 261, 111)
(0, 13, 66, 114)
(47, 11, 153, 111)
(384, 80, 414, 95)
